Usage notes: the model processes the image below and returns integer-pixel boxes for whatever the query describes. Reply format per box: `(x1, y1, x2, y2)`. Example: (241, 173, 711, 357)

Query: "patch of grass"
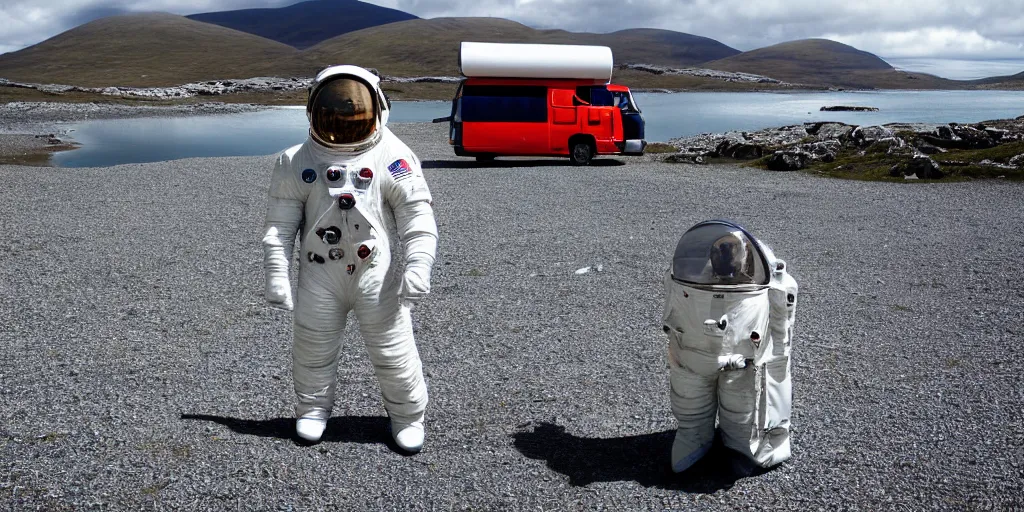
(644, 142, 678, 154)
(802, 144, 1024, 181)
(467, 268, 487, 277)
(945, 358, 962, 369)
(891, 304, 913, 312)
(936, 140, 1024, 165)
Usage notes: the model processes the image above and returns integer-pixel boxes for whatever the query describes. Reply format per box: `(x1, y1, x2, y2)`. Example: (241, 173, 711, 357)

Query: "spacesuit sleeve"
(768, 265, 798, 357)
(262, 153, 306, 292)
(383, 151, 439, 273)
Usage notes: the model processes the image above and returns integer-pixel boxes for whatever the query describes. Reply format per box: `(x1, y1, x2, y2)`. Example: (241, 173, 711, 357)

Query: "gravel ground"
(1, 116, 1023, 510)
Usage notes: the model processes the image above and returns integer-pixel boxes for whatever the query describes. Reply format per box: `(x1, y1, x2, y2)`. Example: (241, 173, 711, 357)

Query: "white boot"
(392, 420, 424, 453)
(296, 407, 329, 443)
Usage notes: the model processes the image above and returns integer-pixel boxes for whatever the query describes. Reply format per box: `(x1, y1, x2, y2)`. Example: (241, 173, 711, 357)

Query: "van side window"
(589, 87, 614, 107)
(461, 85, 548, 123)
(575, 86, 592, 105)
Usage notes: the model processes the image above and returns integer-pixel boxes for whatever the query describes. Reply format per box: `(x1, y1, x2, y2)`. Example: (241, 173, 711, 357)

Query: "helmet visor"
(309, 78, 377, 146)
(671, 222, 770, 287)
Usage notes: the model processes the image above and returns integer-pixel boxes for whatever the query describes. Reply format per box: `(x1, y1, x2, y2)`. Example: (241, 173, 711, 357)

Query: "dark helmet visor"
(309, 78, 377, 146)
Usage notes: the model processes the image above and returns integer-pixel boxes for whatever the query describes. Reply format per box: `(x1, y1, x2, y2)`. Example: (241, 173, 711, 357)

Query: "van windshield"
(575, 86, 640, 113)
(613, 91, 640, 113)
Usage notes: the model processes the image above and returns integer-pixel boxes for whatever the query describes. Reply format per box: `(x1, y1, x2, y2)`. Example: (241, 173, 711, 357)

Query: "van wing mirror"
(432, 116, 453, 123)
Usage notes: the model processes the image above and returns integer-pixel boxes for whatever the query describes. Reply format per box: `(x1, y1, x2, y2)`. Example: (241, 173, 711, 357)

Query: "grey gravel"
(1, 119, 1023, 510)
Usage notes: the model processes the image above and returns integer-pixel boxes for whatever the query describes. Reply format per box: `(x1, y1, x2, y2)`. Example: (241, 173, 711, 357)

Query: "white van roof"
(459, 42, 613, 81)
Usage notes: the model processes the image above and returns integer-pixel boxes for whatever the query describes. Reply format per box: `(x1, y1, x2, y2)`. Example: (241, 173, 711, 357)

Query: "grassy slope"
(296, 18, 741, 77)
(0, 13, 309, 87)
(706, 39, 965, 89)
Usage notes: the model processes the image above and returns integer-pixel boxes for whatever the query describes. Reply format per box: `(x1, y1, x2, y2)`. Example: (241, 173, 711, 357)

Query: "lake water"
(51, 90, 1024, 167)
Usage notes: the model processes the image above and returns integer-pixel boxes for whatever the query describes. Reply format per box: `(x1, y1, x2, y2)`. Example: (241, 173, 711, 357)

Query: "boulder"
(851, 125, 893, 146)
(663, 153, 707, 164)
(913, 140, 945, 155)
(922, 123, 996, 150)
(766, 150, 811, 171)
(805, 122, 855, 142)
(889, 155, 943, 179)
(1009, 153, 1024, 167)
(984, 128, 1008, 142)
(950, 124, 997, 149)
(715, 140, 764, 159)
(798, 140, 841, 162)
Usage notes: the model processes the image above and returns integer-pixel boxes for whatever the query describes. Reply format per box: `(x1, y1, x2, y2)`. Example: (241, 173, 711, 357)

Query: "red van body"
(439, 77, 647, 165)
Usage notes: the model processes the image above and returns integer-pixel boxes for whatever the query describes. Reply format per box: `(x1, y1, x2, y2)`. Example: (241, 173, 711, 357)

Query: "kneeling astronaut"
(662, 220, 798, 472)
(261, 65, 437, 452)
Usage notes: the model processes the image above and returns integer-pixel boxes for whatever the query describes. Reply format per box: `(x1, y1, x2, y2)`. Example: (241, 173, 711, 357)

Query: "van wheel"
(570, 142, 593, 166)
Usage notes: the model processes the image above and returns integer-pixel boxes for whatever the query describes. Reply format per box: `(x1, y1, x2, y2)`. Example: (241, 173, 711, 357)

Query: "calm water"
(52, 91, 1024, 167)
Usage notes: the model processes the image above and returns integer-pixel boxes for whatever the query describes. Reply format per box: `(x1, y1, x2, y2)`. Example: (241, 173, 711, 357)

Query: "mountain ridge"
(187, 0, 418, 49)
(0, 9, 1017, 93)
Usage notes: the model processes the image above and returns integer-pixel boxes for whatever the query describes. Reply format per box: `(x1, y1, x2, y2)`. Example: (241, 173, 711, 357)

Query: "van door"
(584, 86, 616, 148)
(549, 88, 577, 153)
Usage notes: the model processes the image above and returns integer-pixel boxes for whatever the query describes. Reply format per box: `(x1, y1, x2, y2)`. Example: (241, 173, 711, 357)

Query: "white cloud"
(886, 58, 1024, 80)
(1, 0, 1024, 79)
(826, 28, 1024, 60)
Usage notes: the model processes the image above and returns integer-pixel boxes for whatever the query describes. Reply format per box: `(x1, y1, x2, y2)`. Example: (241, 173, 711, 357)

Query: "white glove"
(265, 277, 293, 311)
(718, 354, 748, 371)
(399, 264, 431, 306)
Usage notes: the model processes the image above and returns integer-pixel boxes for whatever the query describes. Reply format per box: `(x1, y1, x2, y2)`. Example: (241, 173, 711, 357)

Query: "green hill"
(296, 17, 740, 76)
(0, 13, 305, 87)
(705, 39, 963, 89)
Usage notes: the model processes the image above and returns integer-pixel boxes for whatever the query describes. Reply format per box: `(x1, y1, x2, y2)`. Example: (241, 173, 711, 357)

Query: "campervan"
(434, 42, 646, 165)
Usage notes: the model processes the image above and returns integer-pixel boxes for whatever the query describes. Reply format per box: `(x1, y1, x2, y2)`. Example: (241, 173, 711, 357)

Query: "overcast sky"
(1, 0, 1022, 79)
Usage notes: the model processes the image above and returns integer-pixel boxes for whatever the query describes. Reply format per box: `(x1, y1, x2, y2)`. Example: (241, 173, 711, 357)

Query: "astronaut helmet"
(307, 65, 391, 153)
(671, 220, 773, 290)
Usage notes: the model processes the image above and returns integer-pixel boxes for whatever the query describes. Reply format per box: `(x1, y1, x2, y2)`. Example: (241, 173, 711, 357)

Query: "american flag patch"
(388, 159, 412, 181)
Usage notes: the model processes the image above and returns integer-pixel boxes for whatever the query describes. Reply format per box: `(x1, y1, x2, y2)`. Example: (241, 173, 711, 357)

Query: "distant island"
(820, 106, 880, 112)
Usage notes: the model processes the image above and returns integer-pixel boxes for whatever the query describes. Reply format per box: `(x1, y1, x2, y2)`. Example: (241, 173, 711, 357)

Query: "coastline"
(2, 99, 1023, 180)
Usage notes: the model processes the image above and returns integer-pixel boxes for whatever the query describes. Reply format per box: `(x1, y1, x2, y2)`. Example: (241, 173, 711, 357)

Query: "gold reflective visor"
(309, 78, 377, 146)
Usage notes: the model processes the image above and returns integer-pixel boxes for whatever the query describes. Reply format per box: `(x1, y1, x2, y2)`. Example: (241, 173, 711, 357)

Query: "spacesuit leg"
(669, 359, 718, 473)
(292, 265, 348, 421)
(716, 366, 758, 462)
(352, 268, 428, 446)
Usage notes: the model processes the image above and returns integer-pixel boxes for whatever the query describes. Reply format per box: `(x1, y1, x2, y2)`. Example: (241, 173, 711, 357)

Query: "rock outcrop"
(0, 75, 462, 100)
(664, 117, 1024, 178)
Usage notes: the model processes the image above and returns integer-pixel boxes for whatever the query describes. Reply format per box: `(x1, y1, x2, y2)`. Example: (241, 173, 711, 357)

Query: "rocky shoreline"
(664, 115, 1024, 179)
(619, 64, 788, 85)
(1, 64, 798, 101)
(0, 74, 462, 101)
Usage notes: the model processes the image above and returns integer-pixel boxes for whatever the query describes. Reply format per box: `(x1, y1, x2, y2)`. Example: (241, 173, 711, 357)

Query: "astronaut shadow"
(511, 422, 770, 493)
(180, 414, 408, 452)
(421, 158, 625, 169)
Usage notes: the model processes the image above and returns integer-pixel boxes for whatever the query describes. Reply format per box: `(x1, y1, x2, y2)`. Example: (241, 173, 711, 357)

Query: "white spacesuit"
(261, 65, 438, 453)
(662, 220, 798, 472)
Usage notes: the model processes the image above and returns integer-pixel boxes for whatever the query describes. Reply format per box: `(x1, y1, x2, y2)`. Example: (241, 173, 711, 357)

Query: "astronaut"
(261, 65, 438, 453)
(662, 220, 798, 472)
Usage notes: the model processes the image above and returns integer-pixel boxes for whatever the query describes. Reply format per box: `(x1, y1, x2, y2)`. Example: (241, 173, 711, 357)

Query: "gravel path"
(1, 119, 1022, 510)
